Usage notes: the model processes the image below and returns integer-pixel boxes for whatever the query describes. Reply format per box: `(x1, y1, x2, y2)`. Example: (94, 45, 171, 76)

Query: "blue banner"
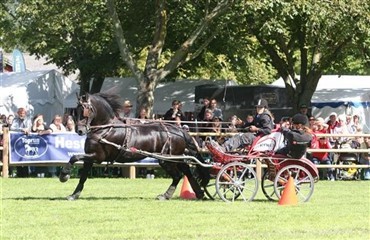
(12, 49, 26, 72)
(9, 132, 86, 164)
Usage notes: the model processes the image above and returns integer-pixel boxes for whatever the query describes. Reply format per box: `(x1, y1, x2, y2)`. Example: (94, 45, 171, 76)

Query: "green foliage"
(1, 178, 369, 239)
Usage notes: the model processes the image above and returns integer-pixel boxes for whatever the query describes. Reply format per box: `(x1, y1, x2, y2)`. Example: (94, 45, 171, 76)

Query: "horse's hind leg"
(157, 163, 182, 200)
(179, 164, 205, 200)
(67, 161, 93, 201)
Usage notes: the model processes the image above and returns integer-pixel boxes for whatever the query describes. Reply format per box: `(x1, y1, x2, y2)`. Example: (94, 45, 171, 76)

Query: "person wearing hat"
(276, 113, 313, 159)
(221, 98, 274, 151)
(299, 103, 312, 119)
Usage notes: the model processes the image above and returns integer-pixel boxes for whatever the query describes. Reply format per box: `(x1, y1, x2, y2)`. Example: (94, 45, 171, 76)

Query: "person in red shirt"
(311, 137, 335, 181)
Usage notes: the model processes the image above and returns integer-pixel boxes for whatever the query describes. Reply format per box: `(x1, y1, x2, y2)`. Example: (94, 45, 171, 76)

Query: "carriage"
(203, 132, 319, 202)
(59, 92, 318, 203)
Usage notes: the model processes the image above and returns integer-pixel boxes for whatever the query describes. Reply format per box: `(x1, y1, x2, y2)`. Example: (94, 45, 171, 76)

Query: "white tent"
(271, 75, 370, 131)
(0, 70, 79, 124)
(101, 77, 236, 114)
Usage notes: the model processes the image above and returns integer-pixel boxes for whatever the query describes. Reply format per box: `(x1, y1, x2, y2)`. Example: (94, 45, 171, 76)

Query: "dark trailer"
(194, 84, 292, 123)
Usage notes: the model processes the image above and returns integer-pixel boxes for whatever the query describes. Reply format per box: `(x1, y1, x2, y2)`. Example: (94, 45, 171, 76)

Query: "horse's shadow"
(3, 196, 150, 201)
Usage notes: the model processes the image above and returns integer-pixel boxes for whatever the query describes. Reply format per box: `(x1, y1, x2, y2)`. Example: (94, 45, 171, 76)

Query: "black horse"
(59, 92, 210, 200)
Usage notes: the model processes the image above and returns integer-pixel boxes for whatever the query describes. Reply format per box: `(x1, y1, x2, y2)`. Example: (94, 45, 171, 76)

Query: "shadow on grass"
(3, 196, 155, 201)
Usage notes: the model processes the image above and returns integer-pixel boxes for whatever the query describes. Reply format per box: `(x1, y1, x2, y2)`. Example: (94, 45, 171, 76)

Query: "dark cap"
(255, 98, 268, 108)
(300, 104, 308, 109)
(292, 113, 308, 125)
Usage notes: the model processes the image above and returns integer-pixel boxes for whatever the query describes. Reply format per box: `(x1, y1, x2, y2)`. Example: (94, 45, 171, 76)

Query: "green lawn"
(1, 178, 369, 240)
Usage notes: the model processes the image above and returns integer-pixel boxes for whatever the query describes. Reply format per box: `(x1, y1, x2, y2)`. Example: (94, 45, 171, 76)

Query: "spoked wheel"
(274, 164, 315, 202)
(215, 162, 258, 202)
(261, 170, 278, 201)
(204, 177, 217, 200)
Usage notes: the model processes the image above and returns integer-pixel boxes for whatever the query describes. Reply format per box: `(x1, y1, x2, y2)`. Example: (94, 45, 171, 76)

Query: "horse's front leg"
(67, 161, 93, 201)
(59, 153, 94, 183)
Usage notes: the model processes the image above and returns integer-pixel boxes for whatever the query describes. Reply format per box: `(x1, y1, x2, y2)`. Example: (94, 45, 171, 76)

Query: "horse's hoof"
(156, 194, 169, 201)
(66, 195, 76, 201)
(66, 192, 80, 201)
(59, 174, 70, 183)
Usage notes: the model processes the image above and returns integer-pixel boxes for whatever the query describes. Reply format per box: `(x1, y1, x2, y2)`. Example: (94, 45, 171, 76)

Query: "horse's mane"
(90, 93, 123, 117)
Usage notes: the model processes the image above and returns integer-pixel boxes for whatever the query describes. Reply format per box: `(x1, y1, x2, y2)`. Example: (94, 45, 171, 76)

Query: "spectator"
(313, 117, 329, 134)
(6, 114, 14, 127)
(226, 115, 242, 133)
(49, 114, 66, 132)
(49, 114, 66, 177)
(32, 114, 53, 135)
(276, 113, 312, 159)
(310, 136, 335, 181)
(221, 98, 274, 151)
(137, 107, 149, 123)
(163, 100, 184, 123)
(196, 97, 210, 121)
(211, 116, 225, 144)
(208, 98, 223, 120)
(345, 115, 356, 134)
(120, 100, 135, 123)
(359, 134, 370, 180)
(332, 115, 350, 147)
(308, 116, 316, 130)
(31, 114, 52, 177)
(352, 114, 363, 133)
(299, 104, 311, 118)
(10, 107, 32, 177)
(10, 107, 32, 134)
(65, 118, 76, 132)
(326, 112, 339, 147)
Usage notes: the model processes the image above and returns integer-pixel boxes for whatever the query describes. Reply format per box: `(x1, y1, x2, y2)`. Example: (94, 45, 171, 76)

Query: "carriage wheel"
(204, 177, 217, 200)
(215, 162, 258, 202)
(261, 170, 278, 201)
(274, 164, 315, 202)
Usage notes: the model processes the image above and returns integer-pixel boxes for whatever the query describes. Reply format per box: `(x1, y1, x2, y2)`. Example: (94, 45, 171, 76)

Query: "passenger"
(221, 98, 274, 152)
(276, 113, 312, 159)
(242, 114, 254, 128)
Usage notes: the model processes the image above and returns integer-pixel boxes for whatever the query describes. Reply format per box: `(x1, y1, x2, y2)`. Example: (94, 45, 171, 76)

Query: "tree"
(242, 0, 370, 112)
(106, 0, 242, 116)
(0, 0, 123, 93)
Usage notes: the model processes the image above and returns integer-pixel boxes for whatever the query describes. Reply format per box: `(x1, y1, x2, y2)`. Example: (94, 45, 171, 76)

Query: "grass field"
(1, 177, 369, 240)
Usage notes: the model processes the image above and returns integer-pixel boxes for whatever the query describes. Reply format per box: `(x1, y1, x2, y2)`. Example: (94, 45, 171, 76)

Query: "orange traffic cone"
(278, 176, 298, 205)
(180, 176, 196, 200)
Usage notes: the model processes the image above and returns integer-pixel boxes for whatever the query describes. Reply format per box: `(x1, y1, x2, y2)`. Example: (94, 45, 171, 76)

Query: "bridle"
(77, 97, 96, 133)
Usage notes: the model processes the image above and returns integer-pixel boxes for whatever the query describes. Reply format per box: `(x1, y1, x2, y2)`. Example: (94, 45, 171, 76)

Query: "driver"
(221, 98, 274, 151)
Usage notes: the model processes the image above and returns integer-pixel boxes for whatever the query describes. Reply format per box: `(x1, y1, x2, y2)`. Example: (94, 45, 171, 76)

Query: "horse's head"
(76, 94, 94, 135)
(75, 93, 122, 135)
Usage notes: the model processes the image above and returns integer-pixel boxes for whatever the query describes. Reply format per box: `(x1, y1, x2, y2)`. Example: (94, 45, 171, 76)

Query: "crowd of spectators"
(0, 108, 76, 178)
